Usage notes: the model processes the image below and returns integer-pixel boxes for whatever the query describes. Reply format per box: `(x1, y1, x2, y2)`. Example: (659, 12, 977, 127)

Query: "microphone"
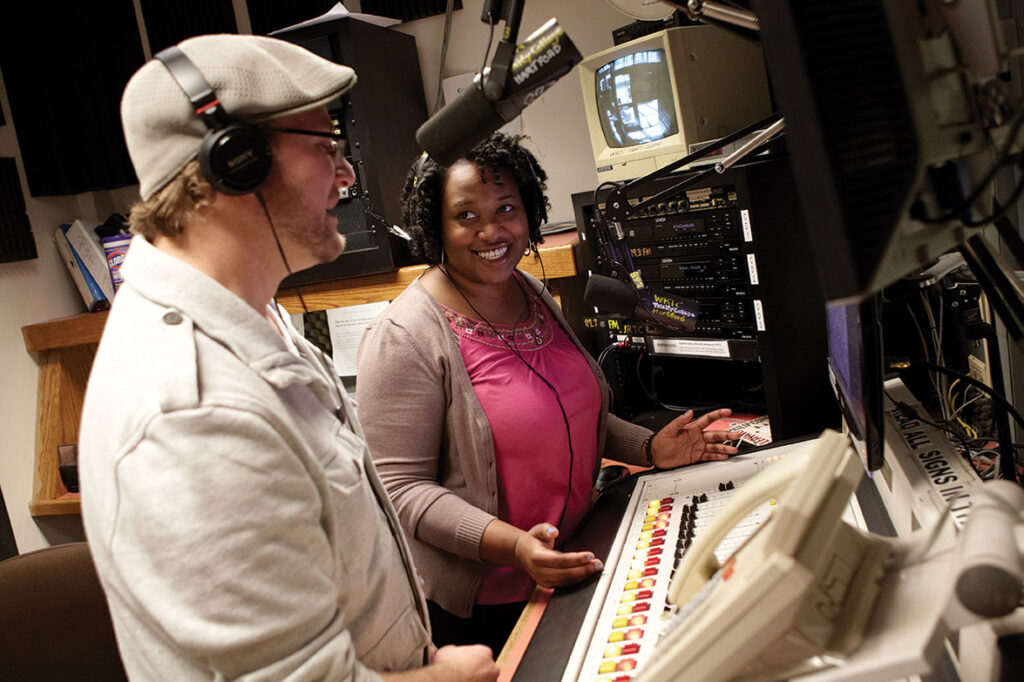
(584, 274, 700, 333)
(416, 18, 582, 165)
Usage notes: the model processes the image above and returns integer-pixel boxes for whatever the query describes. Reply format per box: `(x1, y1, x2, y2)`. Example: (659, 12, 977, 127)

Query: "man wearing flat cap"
(79, 34, 497, 682)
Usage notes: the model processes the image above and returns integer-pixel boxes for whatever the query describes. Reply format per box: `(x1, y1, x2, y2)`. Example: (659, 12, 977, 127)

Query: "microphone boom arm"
(481, 0, 526, 101)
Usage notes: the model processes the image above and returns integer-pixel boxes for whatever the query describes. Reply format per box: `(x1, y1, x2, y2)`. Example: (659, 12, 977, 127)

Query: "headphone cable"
(438, 264, 577, 530)
(256, 190, 309, 314)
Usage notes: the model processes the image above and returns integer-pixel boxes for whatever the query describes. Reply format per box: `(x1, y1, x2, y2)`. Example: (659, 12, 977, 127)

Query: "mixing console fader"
(561, 442, 865, 682)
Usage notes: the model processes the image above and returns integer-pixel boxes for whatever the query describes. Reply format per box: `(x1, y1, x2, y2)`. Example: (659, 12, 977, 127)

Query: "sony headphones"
(155, 46, 272, 195)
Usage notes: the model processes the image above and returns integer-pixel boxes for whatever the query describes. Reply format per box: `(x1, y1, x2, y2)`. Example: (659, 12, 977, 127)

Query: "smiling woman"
(355, 133, 738, 657)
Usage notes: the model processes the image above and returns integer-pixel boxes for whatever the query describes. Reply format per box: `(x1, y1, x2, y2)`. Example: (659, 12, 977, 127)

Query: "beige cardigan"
(356, 271, 650, 617)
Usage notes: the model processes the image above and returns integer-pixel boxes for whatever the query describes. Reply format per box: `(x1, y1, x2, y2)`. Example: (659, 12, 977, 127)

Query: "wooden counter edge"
(23, 311, 109, 352)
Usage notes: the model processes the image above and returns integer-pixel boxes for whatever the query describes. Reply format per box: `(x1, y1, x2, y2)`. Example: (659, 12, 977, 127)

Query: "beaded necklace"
(438, 290, 550, 350)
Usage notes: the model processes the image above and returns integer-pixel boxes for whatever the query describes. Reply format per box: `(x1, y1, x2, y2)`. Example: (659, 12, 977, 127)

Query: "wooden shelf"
(26, 342, 96, 516)
(275, 231, 580, 313)
(22, 233, 581, 516)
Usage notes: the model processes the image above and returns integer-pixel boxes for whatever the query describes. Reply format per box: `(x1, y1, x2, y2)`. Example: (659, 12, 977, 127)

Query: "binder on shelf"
(64, 219, 115, 301)
(54, 224, 109, 312)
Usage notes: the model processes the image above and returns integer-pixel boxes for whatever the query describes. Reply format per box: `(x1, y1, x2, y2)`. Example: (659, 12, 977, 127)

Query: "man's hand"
(650, 408, 739, 469)
(384, 644, 497, 682)
(512, 523, 602, 588)
(431, 644, 499, 682)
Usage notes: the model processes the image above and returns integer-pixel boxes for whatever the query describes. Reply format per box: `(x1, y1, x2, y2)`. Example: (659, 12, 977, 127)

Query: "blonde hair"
(128, 161, 216, 239)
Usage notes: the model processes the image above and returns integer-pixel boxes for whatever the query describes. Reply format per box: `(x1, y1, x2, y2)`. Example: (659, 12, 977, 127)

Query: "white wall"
(392, 0, 628, 224)
(0, 0, 633, 553)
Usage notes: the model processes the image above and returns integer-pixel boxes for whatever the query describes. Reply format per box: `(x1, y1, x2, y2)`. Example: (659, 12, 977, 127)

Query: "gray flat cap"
(121, 33, 357, 200)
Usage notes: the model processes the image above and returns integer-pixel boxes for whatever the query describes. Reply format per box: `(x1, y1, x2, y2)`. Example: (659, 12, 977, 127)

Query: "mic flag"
(416, 19, 582, 165)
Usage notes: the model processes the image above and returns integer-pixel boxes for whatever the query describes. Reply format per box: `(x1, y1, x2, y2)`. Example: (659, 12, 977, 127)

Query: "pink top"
(440, 289, 601, 605)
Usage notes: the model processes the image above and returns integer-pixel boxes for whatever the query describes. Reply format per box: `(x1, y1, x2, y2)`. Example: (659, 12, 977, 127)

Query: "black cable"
(900, 361, 1024, 433)
(892, 360, 1021, 484)
(920, 101, 1024, 224)
(961, 161, 1024, 227)
(883, 387, 985, 479)
(255, 190, 308, 313)
(592, 180, 621, 215)
(438, 265, 578, 530)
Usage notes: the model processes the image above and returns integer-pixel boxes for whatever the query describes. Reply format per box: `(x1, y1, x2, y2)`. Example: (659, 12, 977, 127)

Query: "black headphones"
(155, 46, 272, 195)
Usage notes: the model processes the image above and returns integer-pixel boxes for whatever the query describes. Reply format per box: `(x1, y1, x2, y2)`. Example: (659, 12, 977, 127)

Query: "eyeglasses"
(263, 126, 347, 167)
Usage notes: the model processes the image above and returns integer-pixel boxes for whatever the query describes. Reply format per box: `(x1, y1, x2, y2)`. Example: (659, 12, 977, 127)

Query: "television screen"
(595, 49, 679, 148)
(826, 296, 884, 471)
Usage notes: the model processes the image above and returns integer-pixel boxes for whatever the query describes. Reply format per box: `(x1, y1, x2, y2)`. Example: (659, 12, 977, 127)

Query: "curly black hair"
(400, 133, 550, 265)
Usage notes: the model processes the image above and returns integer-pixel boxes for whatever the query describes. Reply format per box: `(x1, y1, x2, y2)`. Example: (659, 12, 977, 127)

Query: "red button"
(622, 642, 641, 655)
(651, 538, 664, 546)
(643, 567, 658, 576)
(637, 589, 653, 600)
(648, 547, 662, 556)
(652, 529, 667, 537)
(661, 497, 674, 503)
(633, 602, 650, 612)
(618, 658, 637, 671)
(644, 557, 659, 566)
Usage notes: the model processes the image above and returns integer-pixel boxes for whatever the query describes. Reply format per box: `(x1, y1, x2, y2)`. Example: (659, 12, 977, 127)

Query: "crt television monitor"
(578, 25, 772, 183)
(826, 295, 885, 471)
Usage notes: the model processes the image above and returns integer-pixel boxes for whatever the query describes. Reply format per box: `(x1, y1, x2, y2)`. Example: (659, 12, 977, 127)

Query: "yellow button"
(599, 661, 617, 674)
(612, 617, 628, 629)
(608, 630, 625, 642)
(623, 580, 639, 591)
(616, 604, 632, 615)
(620, 593, 636, 603)
(603, 645, 622, 658)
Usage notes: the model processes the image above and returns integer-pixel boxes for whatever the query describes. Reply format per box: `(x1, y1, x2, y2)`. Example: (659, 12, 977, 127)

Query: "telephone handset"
(637, 430, 893, 682)
(668, 447, 811, 606)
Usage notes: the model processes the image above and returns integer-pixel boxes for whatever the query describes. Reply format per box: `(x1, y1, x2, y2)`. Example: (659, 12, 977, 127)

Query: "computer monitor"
(826, 295, 885, 471)
(752, 0, 1010, 302)
(578, 25, 772, 183)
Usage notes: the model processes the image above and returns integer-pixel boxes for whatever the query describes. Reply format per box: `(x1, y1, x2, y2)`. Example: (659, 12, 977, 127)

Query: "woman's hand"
(650, 408, 739, 469)
(512, 523, 603, 588)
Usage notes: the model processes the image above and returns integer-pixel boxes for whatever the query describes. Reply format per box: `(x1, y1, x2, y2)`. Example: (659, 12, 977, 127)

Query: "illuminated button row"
(595, 497, 674, 680)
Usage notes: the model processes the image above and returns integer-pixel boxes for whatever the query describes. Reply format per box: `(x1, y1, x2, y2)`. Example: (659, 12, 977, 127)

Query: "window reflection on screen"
(596, 49, 678, 148)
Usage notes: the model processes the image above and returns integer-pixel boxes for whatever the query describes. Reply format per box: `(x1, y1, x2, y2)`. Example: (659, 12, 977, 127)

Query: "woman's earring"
(440, 249, 446, 265)
(529, 240, 539, 256)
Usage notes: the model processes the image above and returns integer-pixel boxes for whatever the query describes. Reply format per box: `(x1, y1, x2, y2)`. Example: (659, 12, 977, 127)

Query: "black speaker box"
(275, 17, 427, 286)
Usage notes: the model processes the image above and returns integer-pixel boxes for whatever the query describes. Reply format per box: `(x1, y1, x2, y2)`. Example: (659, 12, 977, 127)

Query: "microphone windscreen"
(416, 83, 506, 166)
(584, 274, 639, 317)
